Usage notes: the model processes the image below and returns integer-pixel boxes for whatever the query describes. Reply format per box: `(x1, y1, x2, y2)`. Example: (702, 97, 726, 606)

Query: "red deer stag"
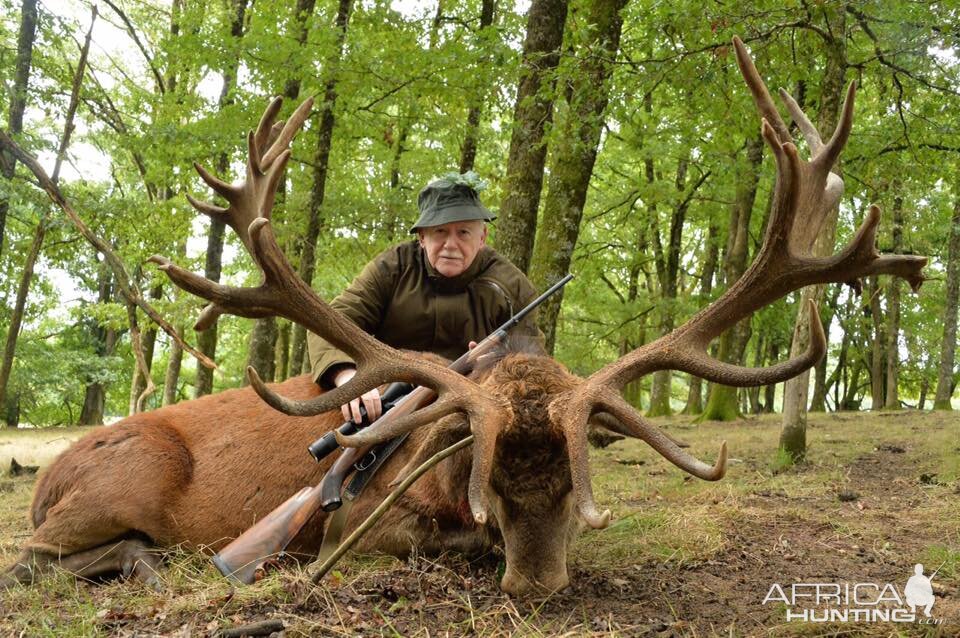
(2, 38, 925, 596)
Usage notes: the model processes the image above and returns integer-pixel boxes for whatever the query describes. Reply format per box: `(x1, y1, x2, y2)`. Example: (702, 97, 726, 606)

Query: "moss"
(697, 385, 740, 422)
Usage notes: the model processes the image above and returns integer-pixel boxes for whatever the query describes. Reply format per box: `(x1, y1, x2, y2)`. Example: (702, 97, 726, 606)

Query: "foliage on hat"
(438, 171, 489, 193)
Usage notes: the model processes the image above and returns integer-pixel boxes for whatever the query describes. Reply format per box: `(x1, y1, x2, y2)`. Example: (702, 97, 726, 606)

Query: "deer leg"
(61, 539, 163, 587)
(1, 551, 41, 588)
(2, 539, 162, 589)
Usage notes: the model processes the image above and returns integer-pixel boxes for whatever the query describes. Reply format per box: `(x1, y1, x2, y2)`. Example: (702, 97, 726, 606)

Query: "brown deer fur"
(4, 352, 581, 595)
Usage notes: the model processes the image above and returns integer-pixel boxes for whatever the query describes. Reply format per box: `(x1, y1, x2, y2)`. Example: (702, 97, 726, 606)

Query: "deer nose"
(500, 566, 569, 597)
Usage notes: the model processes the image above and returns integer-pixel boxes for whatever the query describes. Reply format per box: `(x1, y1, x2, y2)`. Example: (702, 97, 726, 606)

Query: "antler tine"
(778, 87, 822, 154)
(468, 403, 511, 525)
(253, 96, 284, 153)
(246, 364, 440, 419)
(262, 97, 313, 168)
(558, 387, 727, 531)
(732, 36, 791, 144)
(194, 162, 238, 203)
(247, 130, 264, 176)
(757, 119, 802, 253)
(248, 148, 290, 235)
(148, 256, 275, 318)
(816, 81, 856, 172)
(673, 301, 826, 385)
(336, 398, 461, 446)
(552, 35, 927, 534)
(599, 392, 727, 481)
(195, 303, 224, 331)
(185, 192, 227, 217)
(557, 394, 611, 529)
(821, 205, 928, 292)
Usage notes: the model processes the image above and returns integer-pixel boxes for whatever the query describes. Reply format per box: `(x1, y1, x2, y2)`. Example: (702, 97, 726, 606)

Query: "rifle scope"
(307, 381, 414, 462)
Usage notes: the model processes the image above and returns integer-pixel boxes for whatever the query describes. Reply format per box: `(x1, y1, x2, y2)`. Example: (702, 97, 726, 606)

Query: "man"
(308, 174, 541, 424)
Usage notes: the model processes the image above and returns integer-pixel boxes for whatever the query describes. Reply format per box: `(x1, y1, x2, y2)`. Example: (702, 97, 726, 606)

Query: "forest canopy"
(0, 0, 957, 435)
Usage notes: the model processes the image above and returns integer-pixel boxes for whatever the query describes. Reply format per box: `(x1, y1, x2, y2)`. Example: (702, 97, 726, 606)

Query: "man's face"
(418, 220, 488, 277)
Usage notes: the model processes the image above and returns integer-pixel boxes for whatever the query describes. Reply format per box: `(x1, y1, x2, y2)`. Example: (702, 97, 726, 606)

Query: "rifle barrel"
(505, 274, 573, 328)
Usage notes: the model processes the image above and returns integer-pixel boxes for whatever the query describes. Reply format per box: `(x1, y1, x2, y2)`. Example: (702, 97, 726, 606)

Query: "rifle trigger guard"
(355, 450, 377, 472)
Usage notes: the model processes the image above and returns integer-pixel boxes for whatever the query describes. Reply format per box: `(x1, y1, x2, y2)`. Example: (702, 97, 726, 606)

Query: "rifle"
(306, 381, 415, 463)
(212, 274, 573, 584)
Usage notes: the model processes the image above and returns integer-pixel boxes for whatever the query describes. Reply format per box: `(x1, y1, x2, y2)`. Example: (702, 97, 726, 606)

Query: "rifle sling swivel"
(316, 434, 409, 563)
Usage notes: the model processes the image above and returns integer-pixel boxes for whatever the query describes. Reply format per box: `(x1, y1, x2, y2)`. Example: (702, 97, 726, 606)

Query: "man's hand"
(332, 366, 382, 424)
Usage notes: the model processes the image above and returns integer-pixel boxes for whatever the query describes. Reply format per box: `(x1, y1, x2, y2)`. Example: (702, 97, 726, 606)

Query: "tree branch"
(102, 0, 166, 94)
(0, 131, 216, 371)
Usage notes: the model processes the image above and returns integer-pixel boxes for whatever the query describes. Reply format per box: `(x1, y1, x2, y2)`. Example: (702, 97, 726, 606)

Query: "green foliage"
(0, 0, 957, 424)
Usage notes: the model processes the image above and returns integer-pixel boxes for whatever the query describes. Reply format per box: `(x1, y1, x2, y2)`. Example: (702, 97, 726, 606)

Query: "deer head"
(152, 37, 925, 596)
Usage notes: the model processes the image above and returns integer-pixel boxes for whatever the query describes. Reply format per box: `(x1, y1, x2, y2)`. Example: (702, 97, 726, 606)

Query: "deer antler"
(539, 37, 926, 529)
(150, 98, 511, 521)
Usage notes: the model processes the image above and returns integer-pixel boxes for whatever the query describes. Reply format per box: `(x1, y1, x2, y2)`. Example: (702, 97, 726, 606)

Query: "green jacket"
(309, 241, 541, 387)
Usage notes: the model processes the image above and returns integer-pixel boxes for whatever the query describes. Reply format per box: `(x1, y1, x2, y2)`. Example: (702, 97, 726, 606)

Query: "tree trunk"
(528, 0, 626, 353)
(779, 7, 847, 459)
(275, 320, 291, 380)
(1, 9, 92, 424)
(699, 135, 763, 421)
(0, 0, 38, 260)
(620, 225, 647, 409)
(195, 0, 249, 398)
(459, 0, 495, 173)
(194, 235, 225, 396)
(80, 260, 116, 424)
(289, 0, 353, 376)
(245, 317, 278, 385)
(868, 275, 885, 409)
(0, 222, 45, 422)
(384, 122, 410, 240)
(763, 339, 779, 412)
(841, 357, 863, 410)
(823, 296, 852, 412)
(683, 221, 719, 414)
(246, 0, 317, 367)
(281, 0, 317, 101)
(884, 195, 904, 409)
(129, 326, 158, 415)
(648, 157, 708, 416)
(129, 284, 162, 414)
(918, 376, 929, 410)
(809, 285, 841, 411)
(933, 183, 960, 409)
(163, 324, 184, 405)
(494, 0, 569, 273)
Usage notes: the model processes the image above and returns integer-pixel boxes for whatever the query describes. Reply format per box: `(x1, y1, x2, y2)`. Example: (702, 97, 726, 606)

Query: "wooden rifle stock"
(212, 274, 573, 584)
(212, 341, 497, 584)
(212, 385, 437, 584)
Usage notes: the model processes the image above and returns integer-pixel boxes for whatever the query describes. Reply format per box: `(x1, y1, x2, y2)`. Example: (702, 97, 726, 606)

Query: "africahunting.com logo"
(763, 563, 944, 624)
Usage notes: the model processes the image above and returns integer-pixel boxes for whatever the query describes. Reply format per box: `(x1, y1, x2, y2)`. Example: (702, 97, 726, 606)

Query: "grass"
(0, 426, 87, 469)
(0, 410, 958, 636)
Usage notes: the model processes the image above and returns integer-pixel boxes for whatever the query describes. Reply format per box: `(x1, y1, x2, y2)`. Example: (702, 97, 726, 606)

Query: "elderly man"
(308, 175, 541, 423)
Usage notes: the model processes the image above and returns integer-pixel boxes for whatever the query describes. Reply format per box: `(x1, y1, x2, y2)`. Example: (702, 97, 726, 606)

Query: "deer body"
(10, 372, 500, 587)
(9, 354, 579, 593)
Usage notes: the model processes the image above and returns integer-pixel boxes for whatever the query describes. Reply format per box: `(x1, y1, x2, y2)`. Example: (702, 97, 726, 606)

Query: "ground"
(0, 410, 958, 637)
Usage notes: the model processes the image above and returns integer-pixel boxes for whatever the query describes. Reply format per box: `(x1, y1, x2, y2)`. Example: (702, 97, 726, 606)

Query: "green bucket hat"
(409, 174, 496, 233)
